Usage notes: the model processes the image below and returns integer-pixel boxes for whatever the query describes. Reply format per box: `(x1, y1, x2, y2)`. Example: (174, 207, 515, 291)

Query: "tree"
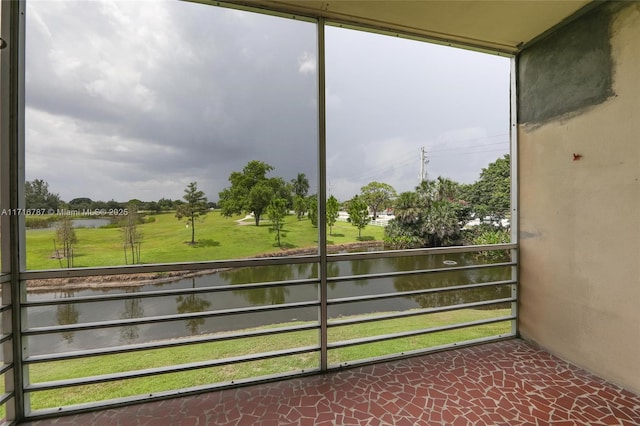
(158, 197, 174, 211)
(466, 154, 510, 226)
(384, 191, 422, 249)
(247, 180, 274, 226)
(175, 182, 209, 245)
(121, 201, 142, 264)
(307, 195, 318, 227)
(422, 200, 460, 247)
(293, 196, 308, 220)
(434, 176, 459, 202)
(393, 191, 422, 227)
(347, 195, 370, 239)
(55, 216, 77, 268)
(105, 199, 122, 211)
(267, 198, 288, 247)
(25, 179, 61, 211)
(291, 173, 309, 199)
(146, 201, 160, 214)
(326, 195, 340, 236)
(385, 177, 463, 248)
(68, 197, 94, 211)
(269, 176, 293, 209)
(360, 181, 397, 220)
(219, 160, 287, 226)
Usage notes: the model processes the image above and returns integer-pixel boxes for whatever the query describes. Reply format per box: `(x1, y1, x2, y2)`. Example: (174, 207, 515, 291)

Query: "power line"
(328, 140, 509, 185)
(429, 132, 509, 146)
(430, 147, 508, 158)
(428, 140, 508, 154)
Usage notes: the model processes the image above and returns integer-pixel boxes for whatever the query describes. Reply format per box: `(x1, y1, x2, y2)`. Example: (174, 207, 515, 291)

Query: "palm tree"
(416, 179, 436, 209)
(291, 173, 309, 199)
(435, 176, 458, 202)
(423, 201, 460, 247)
(393, 192, 421, 225)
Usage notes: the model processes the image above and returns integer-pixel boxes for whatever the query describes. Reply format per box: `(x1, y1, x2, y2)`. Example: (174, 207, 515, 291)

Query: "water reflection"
(350, 259, 372, 285)
(56, 291, 79, 343)
(220, 264, 298, 284)
(120, 288, 144, 343)
(313, 262, 340, 286)
(176, 278, 212, 335)
(234, 286, 289, 305)
(32, 251, 512, 352)
(392, 255, 512, 309)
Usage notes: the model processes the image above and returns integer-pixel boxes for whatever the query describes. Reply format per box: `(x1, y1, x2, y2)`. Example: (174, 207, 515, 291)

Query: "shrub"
(472, 228, 510, 260)
(25, 216, 56, 229)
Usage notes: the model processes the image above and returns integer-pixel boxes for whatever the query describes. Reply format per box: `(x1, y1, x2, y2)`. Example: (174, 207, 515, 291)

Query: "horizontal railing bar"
(23, 300, 319, 335)
(328, 243, 517, 262)
(25, 368, 322, 421)
(0, 304, 10, 313)
(20, 254, 321, 280)
(0, 334, 11, 344)
(0, 274, 10, 283)
(0, 362, 13, 375)
(326, 261, 515, 284)
(328, 315, 515, 350)
(25, 322, 320, 364)
(26, 345, 320, 392)
(23, 277, 320, 307)
(0, 391, 13, 407)
(329, 334, 516, 369)
(328, 280, 515, 305)
(328, 297, 516, 327)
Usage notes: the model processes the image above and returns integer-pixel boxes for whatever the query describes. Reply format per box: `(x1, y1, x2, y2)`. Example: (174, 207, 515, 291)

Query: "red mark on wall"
(573, 153, 582, 161)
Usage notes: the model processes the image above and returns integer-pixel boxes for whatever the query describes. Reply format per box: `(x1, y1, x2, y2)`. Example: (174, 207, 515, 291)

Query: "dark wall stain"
(518, 2, 620, 125)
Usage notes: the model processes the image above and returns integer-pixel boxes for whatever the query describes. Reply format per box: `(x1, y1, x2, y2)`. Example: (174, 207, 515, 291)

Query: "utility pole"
(420, 146, 429, 183)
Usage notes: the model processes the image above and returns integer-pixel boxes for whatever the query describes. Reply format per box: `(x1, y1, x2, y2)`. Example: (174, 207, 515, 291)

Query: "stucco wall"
(518, 2, 640, 394)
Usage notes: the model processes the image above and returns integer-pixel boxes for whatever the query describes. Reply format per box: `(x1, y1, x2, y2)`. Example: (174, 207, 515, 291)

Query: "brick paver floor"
(19, 339, 640, 425)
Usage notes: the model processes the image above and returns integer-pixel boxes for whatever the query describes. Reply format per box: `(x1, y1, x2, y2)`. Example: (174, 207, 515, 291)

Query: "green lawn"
(26, 212, 385, 270)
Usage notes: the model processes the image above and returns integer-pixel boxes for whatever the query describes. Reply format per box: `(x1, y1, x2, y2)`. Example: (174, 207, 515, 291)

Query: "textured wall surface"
(518, 3, 617, 125)
(518, 2, 640, 394)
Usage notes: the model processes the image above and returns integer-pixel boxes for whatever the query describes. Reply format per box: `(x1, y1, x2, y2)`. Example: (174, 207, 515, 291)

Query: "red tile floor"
(20, 339, 640, 425)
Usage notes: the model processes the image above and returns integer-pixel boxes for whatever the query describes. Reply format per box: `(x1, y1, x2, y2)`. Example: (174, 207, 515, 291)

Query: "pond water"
(47, 218, 112, 229)
(26, 251, 512, 355)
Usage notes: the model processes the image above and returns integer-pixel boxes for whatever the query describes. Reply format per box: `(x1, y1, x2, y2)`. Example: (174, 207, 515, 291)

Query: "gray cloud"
(25, 1, 508, 204)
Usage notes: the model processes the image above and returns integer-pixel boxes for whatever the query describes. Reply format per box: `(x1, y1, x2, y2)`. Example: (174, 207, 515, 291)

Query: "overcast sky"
(25, 0, 510, 203)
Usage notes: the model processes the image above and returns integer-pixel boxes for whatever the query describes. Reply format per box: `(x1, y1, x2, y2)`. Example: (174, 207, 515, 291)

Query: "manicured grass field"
(26, 211, 385, 270)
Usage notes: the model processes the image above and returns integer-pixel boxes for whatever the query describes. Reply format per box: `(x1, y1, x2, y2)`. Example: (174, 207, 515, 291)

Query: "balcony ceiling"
(229, 0, 594, 54)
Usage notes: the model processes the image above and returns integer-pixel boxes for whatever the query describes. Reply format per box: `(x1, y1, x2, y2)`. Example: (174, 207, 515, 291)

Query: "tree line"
(26, 154, 510, 265)
(24, 179, 217, 215)
(382, 154, 510, 249)
(216, 156, 510, 249)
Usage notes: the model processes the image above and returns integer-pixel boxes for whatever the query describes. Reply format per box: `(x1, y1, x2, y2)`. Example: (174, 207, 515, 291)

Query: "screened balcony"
(1, 0, 639, 424)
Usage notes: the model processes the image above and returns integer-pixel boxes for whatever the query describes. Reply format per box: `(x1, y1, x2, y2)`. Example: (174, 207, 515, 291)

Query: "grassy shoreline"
(25, 240, 384, 292)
